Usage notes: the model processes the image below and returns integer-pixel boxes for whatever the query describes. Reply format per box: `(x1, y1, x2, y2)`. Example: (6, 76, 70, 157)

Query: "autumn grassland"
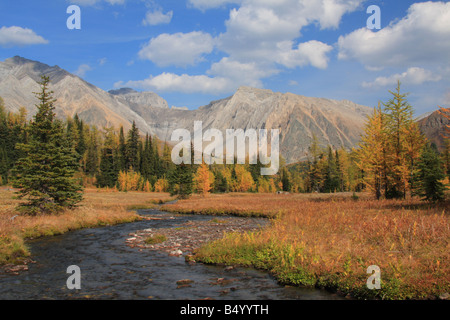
(0, 188, 173, 265)
(162, 193, 450, 300)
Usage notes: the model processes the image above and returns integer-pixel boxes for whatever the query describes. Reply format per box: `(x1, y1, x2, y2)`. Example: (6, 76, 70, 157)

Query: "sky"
(0, 0, 449, 115)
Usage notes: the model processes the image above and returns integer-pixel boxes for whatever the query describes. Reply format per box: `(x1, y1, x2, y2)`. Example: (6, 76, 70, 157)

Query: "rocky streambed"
(125, 212, 267, 258)
(0, 208, 340, 300)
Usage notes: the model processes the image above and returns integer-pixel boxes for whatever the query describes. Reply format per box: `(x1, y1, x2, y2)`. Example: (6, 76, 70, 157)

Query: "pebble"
(125, 215, 267, 259)
(439, 293, 449, 300)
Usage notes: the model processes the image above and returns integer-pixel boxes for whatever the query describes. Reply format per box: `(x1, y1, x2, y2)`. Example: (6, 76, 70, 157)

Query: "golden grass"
(164, 192, 450, 299)
(0, 187, 173, 265)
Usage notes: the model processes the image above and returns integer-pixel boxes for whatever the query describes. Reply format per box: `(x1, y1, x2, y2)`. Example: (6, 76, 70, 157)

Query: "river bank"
(161, 193, 450, 300)
(0, 207, 339, 300)
(0, 188, 173, 268)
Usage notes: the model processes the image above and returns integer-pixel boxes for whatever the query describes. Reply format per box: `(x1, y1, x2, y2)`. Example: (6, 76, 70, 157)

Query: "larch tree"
(357, 103, 389, 200)
(383, 81, 416, 199)
(194, 161, 214, 196)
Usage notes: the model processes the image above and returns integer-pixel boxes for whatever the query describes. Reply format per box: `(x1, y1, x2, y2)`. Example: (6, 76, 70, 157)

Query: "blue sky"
(0, 0, 449, 115)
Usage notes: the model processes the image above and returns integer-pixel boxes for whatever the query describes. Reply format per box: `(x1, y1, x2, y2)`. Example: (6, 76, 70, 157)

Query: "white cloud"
(362, 67, 442, 88)
(208, 57, 278, 88)
(0, 26, 48, 47)
(116, 73, 234, 95)
(276, 40, 333, 69)
(138, 31, 214, 67)
(338, 1, 450, 69)
(217, 0, 361, 65)
(98, 58, 107, 66)
(444, 90, 450, 106)
(74, 64, 92, 77)
(142, 9, 173, 26)
(126, 0, 362, 95)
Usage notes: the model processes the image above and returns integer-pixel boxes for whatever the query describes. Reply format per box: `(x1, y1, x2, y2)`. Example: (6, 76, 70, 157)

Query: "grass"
(144, 234, 167, 245)
(0, 187, 173, 265)
(163, 192, 450, 300)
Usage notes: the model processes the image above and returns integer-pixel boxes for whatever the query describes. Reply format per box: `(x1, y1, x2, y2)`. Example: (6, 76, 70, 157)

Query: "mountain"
(0, 56, 158, 134)
(418, 110, 450, 150)
(147, 86, 373, 163)
(0, 56, 373, 163)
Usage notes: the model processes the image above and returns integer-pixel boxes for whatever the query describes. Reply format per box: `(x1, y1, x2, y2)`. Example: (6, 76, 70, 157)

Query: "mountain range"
(1, 56, 444, 163)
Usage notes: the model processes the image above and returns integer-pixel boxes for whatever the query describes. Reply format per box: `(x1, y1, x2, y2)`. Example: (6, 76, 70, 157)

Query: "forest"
(0, 78, 448, 209)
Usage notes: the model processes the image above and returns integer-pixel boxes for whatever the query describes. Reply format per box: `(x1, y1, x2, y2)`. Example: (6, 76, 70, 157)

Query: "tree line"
(0, 77, 448, 214)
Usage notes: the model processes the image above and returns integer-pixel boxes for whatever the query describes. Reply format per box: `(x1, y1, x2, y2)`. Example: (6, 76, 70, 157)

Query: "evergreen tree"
(97, 128, 119, 188)
(118, 126, 127, 171)
(323, 146, 339, 193)
(84, 127, 100, 176)
(413, 143, 446, 202)
(13, 76, 83, 214)
(126, 121, 140, 171)
(73, 114, 86, 161)
(168, 163, 193, 199)
(280, 166, 291, 192)
(307, 134, 323, 192)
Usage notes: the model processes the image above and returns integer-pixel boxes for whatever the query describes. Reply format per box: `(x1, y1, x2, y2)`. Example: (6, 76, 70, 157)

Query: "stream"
(0, 208, 342, 300)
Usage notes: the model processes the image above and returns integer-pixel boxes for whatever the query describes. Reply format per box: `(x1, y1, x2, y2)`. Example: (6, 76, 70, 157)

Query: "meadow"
(0, 187, 173, 265)
(162, 193, 450, 300)
(1, 188, 448, 300)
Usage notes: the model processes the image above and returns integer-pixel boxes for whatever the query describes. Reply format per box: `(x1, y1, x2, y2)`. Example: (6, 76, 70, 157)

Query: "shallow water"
(0, 209, 342, 300)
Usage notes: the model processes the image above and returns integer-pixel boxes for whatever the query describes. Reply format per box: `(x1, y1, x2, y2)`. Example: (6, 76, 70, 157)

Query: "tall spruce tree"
(413, 143, 446, 202)
(97, 128, 119, 188)
(126, 121, 140, 171)
(12, 76, 83, 215)
(168, 163, 193, 199)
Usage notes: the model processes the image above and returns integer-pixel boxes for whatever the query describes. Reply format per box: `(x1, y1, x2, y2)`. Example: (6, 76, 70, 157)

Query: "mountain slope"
(0, 56, 373, 163)
(418, 110, 450, 150)
(0, 56, 159, 134)
(145, 86, 373, 162)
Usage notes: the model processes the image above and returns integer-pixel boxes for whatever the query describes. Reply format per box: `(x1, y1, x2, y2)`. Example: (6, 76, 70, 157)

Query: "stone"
(439, 293, 449, 300)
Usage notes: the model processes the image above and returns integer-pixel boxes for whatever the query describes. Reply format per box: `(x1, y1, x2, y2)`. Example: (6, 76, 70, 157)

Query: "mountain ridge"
(0, 56, 376, 163)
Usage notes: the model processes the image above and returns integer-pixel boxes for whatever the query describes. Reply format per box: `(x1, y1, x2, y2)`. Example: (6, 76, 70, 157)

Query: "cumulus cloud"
(138, 31, 214, 67)
(208, 57, 278, 88)
(216, 0, 360, 66)
(74, 64, 92, 77)
(127, 0, 362, 95)
(116, 73, 234, 95)
(338, 1, 450, 69)
(362, 67, 442, 88)
(0, 26, 48, 47)
(142, 9, 173, 26)
(276, 40, 333, 69)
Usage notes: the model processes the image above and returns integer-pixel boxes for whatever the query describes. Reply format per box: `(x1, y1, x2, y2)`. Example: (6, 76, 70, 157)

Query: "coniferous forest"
(0, 77, 449, 215)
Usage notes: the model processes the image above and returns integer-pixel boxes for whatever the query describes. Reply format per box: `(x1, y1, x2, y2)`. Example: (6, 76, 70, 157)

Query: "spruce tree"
(118, 126, 127, 171)
(126, 121, 140, 171)
(97, 128, 119, 188)
(12, 76, 83, 215)
(413, 143, 446, 203)
(168, 163, 193, 199)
